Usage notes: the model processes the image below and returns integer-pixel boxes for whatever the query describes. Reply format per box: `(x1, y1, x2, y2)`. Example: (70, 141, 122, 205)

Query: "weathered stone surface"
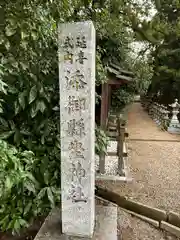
(58, 21, 95, 237)
(34, 205, 117, 240)
(160, 221, 180, 238)
(95, 204, 117, 240)
(167, 126, 180, 134)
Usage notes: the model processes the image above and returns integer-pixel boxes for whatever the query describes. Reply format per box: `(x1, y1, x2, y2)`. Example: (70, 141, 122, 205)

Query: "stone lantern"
(167, 99, 180, 134)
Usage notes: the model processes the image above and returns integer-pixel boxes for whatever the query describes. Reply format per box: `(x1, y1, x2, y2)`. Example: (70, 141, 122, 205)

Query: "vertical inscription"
(59, 21, 95, 236)
(62, 34, 88, 202)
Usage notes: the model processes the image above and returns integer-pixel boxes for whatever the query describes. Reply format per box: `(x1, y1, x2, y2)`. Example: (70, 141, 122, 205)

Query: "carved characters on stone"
(65, 70, 87, 91)
(67, 118, 85, 137)
(63, 35, 87, 64)
(68, 162, 87, 203)
(62, 33, 89, 204)
(76, 50, 87, 64)
(66, 96, 86, 115)
(76, 36, 87, 48)
(68, 139, 85, 159)
(64, 36, 87, 49)
(64, 36, 74, 49)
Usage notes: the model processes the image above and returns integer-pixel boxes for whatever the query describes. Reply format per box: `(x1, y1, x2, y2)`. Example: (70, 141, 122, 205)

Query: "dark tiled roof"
(107, 62, 134, 82)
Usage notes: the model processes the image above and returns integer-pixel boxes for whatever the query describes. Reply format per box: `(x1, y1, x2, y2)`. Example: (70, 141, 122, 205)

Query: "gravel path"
(96, 102, 180, 239)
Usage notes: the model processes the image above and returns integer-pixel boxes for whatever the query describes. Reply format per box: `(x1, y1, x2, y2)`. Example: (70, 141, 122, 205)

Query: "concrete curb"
(95, 174, 132, 183)
(95, 186, 167, 222)
(167, 211, 180, 228)
(122, 208, 160, 228)
(160, 221, 180, 238)
(124, 209, 180, 238)
(125, 199, 167, 222)
(95, 186, 180, 237)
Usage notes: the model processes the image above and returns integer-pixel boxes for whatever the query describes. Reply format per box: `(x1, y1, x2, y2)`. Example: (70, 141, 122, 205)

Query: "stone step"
(34, 203, 117, 240)
(95, 204, 117, 240)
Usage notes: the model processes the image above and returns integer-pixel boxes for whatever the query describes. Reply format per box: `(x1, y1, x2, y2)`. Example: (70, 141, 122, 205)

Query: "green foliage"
(95, 2, 133, 66)
(132, 0, 180, 104)
(0, 140, 60, 234)
(150, 0, 180, 103)
(0, 0, 140, 234)
(96, 53, 107, 86)
(132, 54, 154, 94)
(112, 87, 134, 110)
(95, 125, 109, 156)
(0, 0, 131, 152)
(0, 0, 59, 154)
(0, 0, 136, 155)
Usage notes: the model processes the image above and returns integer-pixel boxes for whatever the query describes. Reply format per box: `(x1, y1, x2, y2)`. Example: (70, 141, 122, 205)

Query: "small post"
(152, 103, 157, 121)
(99, 83, 108, 174)
(157, 104, 163, 126)
(163, 106, 169, 129)
(155, 103, 160, 122)
(117, 117, 125, 176)
(99, 154, 106, 174)
(149, 101, 153, 117)
(155, 103, 160, 124)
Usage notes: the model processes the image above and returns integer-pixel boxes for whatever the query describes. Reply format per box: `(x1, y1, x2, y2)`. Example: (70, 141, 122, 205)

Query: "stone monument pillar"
(58, 21, 95, 237)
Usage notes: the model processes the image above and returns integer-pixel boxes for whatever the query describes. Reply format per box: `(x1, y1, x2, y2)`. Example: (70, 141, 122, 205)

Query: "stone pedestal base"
(34, 202, 117, 240)
(168, 126, 180, 134)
